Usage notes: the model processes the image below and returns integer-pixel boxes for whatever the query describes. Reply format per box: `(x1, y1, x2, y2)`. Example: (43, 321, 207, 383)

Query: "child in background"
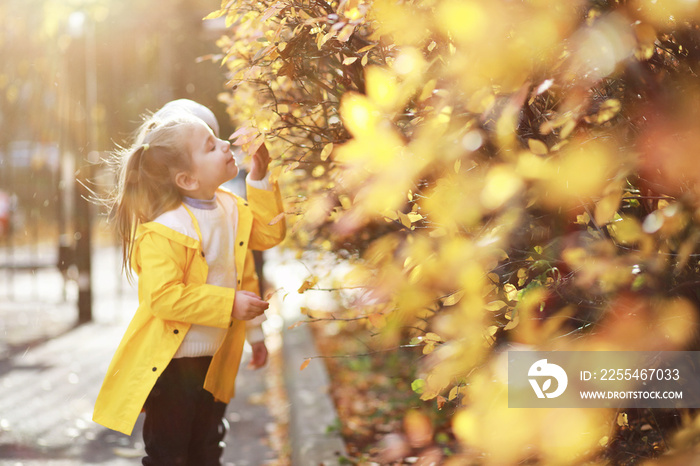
(93, 106, 285, 465)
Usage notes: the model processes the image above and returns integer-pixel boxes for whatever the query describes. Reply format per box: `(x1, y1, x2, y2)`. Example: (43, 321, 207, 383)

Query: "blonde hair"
(106, 115, 200, 280)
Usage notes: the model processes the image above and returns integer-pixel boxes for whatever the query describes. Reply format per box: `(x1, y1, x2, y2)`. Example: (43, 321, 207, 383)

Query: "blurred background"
(0, 0, 229, 324)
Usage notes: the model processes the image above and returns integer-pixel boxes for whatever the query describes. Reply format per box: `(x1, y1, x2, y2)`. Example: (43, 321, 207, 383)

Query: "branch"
(301, 344, 422, 362)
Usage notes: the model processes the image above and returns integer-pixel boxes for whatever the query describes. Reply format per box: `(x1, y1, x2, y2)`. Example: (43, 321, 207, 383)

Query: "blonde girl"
(93, 112, 285, 465)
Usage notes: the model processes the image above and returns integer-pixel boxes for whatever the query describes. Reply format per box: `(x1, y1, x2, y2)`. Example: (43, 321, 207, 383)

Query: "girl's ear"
(175, 171, 199, 192)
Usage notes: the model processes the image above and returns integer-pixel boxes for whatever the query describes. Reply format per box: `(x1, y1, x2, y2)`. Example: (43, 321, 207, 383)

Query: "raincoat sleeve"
(246, 180, 286, 250)
(134, 230, 236, 328)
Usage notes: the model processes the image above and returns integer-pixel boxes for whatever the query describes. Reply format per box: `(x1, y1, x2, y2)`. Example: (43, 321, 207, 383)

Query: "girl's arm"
(135, 231, 265, 327)
(245, 144, 286, 249)
(246, 181, 286, 249)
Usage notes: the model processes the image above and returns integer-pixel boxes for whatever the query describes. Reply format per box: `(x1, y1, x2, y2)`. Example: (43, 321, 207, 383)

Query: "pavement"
(0, 246, 347, 465)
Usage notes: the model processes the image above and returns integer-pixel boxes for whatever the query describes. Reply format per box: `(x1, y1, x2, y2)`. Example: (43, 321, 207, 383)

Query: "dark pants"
(142, 356, 228, 466)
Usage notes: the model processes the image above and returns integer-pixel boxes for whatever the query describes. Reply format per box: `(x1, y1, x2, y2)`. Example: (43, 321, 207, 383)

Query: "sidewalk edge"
(282, 320, 348, 465)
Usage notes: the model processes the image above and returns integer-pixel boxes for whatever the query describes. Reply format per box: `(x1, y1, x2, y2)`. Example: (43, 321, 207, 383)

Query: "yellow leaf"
(317, 31, 333, 50)
(442, 290, 465, 306)
(312, 165, 325, 177)
(591, 99, 621, 124)
(225, 12, 237, 28)
(297, 277, 318, 293)
(339, 92, 380, 137)
(575, 212, 591, 225)
(384, 210, 399, 222)
(254, 109, 279, 134)
(504, 313, 519, 330)
(339, 195, 352, 210)
(594, 189, 622, 226)
(617, 412, 628, 427)
(542, 141, 612, 206)
(436, 0, 486, 44)
(261, 3, 284, 22)
(453, 410, 478, 444)
(448, 386, 459, 401)
(419, 79, 437, 102)
(397, 211, 412, 229)
(481, 165, 524, 210)
(609, 216, 643, 245)
(337, 23, 356, 42)
(485, 300, 507, 311)
(203, 9, 225, 20)
(408, 264, 423, 284)
(343, 56, 358, 65)
(407, 212, 423, 223)
(560, 119, 577, 139)
(300, 359, 311, 371)
(320, 142, 333, 161)
(468, 88, 495, 113)
(365, 66, 400, 112)
(599, 436, 609, 447)
(297, 8, 314, 20)
(504, 284, 518, 301)
(528, 138, 548, 155)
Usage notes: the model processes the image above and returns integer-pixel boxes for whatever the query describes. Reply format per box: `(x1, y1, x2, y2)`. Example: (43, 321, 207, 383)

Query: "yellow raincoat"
(93, 183, 285, 435)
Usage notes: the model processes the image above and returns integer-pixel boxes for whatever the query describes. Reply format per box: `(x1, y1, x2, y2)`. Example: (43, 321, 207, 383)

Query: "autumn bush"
(211, 0, 700, 463)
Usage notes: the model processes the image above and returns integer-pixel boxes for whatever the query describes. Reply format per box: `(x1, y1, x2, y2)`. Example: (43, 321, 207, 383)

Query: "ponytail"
(104, 115, 198, 281)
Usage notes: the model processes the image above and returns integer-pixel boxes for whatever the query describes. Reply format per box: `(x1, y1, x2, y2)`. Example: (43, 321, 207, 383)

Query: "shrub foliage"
(213, 0, 700, 462)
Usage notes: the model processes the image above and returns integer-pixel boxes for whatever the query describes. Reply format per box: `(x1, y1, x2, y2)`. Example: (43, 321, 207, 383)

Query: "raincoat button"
(239, 241, 244, 246)
(201, 251, 205, 257)
(152, 367, 157, 372)
(173, 329, 179, 334)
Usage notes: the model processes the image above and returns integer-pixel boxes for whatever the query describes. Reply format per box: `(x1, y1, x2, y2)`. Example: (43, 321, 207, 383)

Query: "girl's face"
(183, 121, 239, 198)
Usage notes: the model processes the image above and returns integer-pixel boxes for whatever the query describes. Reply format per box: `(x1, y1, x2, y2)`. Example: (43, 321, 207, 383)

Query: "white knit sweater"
(151, 176, 269, 359)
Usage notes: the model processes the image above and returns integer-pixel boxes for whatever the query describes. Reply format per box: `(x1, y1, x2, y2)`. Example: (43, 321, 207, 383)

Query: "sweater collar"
(183, 194, 217, 210)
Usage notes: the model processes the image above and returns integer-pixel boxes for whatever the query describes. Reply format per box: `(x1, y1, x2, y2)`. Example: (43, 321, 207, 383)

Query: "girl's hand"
(249, 143, 270, 181)
(248, 341, 268, 369)
(232, 290, 269, 321)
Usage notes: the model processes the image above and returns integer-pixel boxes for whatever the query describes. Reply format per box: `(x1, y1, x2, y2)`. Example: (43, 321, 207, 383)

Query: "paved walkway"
(0, 247, 347, 465)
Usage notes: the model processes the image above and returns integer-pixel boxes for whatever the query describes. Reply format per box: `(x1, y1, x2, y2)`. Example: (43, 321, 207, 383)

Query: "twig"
(303, 344, 421, 361)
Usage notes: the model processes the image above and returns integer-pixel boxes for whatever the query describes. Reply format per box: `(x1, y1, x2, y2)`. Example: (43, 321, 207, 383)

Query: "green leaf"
(411, 378, 426, 395)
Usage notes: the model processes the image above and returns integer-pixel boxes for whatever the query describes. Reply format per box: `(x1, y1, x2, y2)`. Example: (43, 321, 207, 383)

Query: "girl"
(93, 112, 286, 465)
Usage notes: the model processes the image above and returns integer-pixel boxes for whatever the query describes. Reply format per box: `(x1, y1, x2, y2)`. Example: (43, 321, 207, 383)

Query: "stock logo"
(528, 359, 568, 399)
